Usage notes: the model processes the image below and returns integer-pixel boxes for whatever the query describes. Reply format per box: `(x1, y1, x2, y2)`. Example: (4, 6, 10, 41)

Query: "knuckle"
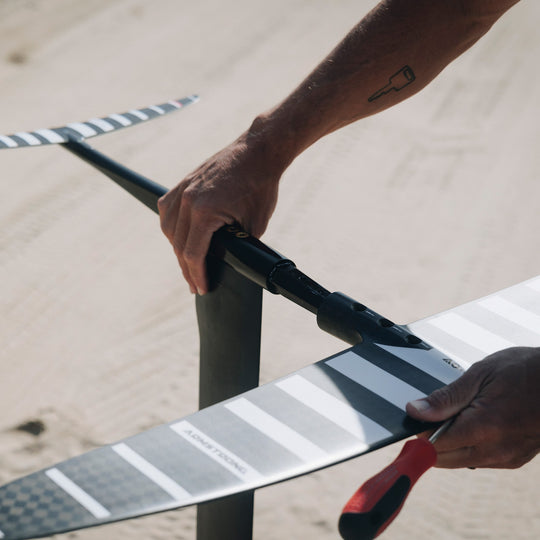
(181, 187, 195, 205)
(160, 223, 172, 239)
(182, 248, 202, 265)
(426, 384, 462, 410)
(159, 217, 171, 235)
(171, 238, 185, 256)
(157, 196, 167, 212)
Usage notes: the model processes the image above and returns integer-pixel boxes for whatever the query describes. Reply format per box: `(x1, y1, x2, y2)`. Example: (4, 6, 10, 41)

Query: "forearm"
(251, 0, 520, 167)
(160, 0, 520, 295)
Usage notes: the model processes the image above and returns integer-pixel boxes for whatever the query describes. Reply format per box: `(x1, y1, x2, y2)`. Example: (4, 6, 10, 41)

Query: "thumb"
(406, 369, 481, 423)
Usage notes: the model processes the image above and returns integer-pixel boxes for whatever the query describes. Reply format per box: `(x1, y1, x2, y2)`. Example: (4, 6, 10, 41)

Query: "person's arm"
(407, 347, 540, 469)
(159, 0, 520, 294)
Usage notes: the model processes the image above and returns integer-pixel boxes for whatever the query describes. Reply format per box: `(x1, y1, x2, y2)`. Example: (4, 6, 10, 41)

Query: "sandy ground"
(1, 1, 539, 538)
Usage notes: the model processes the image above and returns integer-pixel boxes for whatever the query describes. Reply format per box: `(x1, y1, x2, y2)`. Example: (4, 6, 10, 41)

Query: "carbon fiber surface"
(0, 338, 459, 539)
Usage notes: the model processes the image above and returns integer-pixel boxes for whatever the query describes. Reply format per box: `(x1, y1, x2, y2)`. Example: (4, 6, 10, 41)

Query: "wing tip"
(172, 94, 200, 107)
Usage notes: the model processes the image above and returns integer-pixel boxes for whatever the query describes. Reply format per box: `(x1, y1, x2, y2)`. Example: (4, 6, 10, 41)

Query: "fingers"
(159, 188, 226, 295)
(157, 126, 285, 294)
(179, 204, 230, 295)
(407, 348, 540, 469)
(435, 441, 535, 469)
(406, 365, 483, 423)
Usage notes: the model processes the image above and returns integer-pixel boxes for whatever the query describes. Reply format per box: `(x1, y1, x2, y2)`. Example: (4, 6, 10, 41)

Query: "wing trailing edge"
(0, 95, 199, 150)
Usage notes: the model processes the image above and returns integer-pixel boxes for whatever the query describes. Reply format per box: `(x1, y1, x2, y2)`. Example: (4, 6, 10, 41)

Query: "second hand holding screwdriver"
(338, 419, 453, 540)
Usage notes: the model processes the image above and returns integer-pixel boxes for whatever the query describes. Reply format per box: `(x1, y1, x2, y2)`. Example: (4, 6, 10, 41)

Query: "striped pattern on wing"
(408, 275, 540, 369)
(0, 95, 199, 150)
(0, 340, 459, 539)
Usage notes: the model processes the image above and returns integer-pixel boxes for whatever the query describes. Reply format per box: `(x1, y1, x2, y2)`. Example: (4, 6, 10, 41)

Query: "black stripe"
(27, 132, 51, 145)
(6, 134, 27, 147)
(138, 108, 160, 119)
(82, 122, 106, 136)
(156, 102, 177, 114)
(120, 112, 144, 125)
(57, 126, 85, 142)
(100, 116, 125, 130)
(248, 382, 360, 453)
(354, 343, 446, 394)
(302, 363, 408, 435)
(50, 128, 68, 142)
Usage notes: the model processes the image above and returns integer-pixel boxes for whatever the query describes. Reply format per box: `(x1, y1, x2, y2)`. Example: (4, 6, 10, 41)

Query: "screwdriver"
(338, 419, 452, 540)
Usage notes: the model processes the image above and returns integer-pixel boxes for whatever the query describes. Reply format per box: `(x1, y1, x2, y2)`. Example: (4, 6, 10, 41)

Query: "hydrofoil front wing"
(0, 338, 459, 539)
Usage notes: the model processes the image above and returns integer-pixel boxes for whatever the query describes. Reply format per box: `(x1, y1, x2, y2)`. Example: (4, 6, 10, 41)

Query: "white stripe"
(34, 128, 65, 143)
(225, 398, 326, 462)
(88, 118, 115, 132)
(45, 468, 110, 519)
(168, 100, 181, 108)
(428, 313, 514, 354)
(526, 277, 540, 292)
(108, 113, 132, 127)
(67, 122, 98, 138)
(0, 135, 18, 147)
(149, 105, 165, 115)
(0, 528, 5, 538)
(326, 351, 426, 410)
(112, 443, 191, 501)
(170, 421, 262, 483)
(277, 375, 391, 446)
(375, 344, 462, 384)
(479, 296, 540, 336)
(129, 109, 149, 120)
(14, 132, 41, 145)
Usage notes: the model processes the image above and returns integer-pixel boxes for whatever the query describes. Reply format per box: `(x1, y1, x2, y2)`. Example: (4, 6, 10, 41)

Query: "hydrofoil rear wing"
(0, 95, 199, 149)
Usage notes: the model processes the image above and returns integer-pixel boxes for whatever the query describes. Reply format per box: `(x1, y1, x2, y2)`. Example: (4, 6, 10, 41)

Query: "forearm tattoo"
(368, 65, 416, 102)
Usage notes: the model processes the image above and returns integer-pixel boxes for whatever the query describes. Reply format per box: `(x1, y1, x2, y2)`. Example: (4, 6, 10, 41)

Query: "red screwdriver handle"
(338, 438, 437, 540)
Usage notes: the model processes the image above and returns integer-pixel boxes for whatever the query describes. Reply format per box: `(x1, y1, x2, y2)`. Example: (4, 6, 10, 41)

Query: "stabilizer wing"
(0, 95, 199, 149)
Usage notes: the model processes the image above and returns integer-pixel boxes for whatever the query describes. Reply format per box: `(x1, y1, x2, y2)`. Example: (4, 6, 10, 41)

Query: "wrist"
(245, 109, 304, 175)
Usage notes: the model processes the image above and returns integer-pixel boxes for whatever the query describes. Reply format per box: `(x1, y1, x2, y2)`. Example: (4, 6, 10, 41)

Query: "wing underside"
(0, 338, 460, 539)
(0, 95, 199, 150)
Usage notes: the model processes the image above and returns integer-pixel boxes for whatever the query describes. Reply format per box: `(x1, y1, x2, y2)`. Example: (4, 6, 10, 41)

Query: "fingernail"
(409, 399, 431, 412)
(190, 286, 197, 295)
(196, 287, 204, 296)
